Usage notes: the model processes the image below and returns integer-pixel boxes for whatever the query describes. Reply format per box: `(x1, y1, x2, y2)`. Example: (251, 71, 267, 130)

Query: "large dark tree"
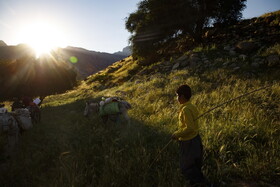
(126, 0, 246, 63)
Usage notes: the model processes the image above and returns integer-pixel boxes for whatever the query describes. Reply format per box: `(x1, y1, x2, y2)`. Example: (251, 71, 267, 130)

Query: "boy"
(172, 84, 206, 186)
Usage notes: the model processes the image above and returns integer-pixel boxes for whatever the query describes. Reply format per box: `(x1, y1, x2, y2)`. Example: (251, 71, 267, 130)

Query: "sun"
(17, 22, 66, 57)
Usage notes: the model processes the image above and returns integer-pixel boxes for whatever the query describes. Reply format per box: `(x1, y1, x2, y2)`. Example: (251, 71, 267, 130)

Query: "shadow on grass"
(0, 98, 184, 187)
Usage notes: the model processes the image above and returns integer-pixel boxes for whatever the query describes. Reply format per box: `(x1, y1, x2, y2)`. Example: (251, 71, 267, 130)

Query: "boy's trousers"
(179, 135, 205, 185)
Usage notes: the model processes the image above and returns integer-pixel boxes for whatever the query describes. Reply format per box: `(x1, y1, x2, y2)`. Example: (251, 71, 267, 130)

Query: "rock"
(258, 59, 265, 65)
(187, 53, 200, 67)
(229, 50, 236, 56)
(239, 54, 247, 60)
(202, 57, 208, 61)
(252, 56, 265, 66)
(267, 54, 279, 67)
(190, 53, 199, 58)
(172, 63, 180, 70)
(251, 62, 260, 68)
(190, 55, 200, 61)
(189, 57, 200, 67)
(204, 60, 210, 64)
(162, 66, 171, 71)
(177, 55, 188, 61)
(180, 60, 189, 67)
(162, 61, 170, 65)
(215, 58, 224, 64)
(236, 41, 257, 53)
(229, 63, 237, 68)
(233, 67, 240, 71)
(224, 45, 231, 51)
(232, 57, 238, 62)
(222, 62, 229, 67)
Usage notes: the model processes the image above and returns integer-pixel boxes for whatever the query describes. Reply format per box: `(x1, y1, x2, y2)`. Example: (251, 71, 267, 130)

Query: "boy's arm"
(173, 108, 196, 138)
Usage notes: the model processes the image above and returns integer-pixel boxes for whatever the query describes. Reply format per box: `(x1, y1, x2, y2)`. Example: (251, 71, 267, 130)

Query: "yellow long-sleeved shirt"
(173, 101, 200, 141)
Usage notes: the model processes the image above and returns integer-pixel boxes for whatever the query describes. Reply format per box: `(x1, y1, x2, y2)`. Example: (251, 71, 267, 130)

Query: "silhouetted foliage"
(126, 0, 246, 64)
(0, 55, 77, 101)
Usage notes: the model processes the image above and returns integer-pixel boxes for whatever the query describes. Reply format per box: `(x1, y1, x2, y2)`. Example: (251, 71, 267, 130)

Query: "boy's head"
(176, 84, 192, 104)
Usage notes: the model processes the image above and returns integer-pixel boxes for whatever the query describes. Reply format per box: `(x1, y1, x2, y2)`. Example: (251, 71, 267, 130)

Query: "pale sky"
(0, 0, 279, 53)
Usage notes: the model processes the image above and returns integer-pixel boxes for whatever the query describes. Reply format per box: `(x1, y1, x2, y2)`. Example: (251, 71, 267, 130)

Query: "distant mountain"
(54, 46, 127, 79)
(114, 46, 132, 56)
(0, 42, 127, 79)
(0, 40, 7, 47)
(0, 44, 35, 60)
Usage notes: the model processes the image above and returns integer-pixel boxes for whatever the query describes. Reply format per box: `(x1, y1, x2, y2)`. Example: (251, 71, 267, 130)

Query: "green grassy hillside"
(0, 11, 279, 186)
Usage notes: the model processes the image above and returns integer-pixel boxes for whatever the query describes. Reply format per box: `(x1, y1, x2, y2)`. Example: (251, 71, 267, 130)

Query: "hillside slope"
(0, 11, 279, 186)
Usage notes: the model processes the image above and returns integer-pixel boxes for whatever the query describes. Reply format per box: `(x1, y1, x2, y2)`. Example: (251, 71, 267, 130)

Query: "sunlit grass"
(1, 61, 279, 186)
(260, 10, 280, 17)
(260, 43, 280, 56)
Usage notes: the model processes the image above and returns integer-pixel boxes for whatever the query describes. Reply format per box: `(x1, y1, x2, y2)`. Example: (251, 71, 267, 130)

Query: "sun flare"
(17, 22, 67, 57)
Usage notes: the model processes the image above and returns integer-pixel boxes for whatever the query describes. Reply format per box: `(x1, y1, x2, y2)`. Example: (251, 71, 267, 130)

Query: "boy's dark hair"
(176, 85, 192, 100)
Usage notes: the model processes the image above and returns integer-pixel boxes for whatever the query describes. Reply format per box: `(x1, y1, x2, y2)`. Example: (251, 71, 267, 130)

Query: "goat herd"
(0, 97, 131, 161)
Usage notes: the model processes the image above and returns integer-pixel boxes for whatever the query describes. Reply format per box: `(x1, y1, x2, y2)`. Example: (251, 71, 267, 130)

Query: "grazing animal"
(84, 99, 132, 124)
(0, 112, 20, 158)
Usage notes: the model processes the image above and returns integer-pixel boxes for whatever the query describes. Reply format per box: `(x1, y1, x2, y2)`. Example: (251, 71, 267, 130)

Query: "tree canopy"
(0, 55, 77, 101)
(125, 0, 247, 64)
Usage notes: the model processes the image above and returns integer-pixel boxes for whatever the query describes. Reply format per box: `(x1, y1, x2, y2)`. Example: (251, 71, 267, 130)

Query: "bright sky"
(0, 0, 279, 54)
